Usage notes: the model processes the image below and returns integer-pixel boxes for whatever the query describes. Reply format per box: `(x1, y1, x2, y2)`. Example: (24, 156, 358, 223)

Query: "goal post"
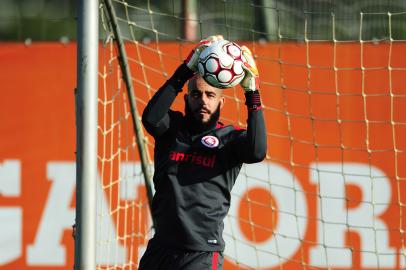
(95, 1, 406, 269)
(75, 0, 99, 269)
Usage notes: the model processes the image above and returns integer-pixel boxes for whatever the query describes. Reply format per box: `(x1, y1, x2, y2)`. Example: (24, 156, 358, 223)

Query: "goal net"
(96, 0, 406, 269)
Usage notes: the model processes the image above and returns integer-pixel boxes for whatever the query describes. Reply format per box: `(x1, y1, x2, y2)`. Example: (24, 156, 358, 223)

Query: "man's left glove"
(240, 45, 260, 92)
(185, 35, 224, 72)
(240, 45, 262, 111)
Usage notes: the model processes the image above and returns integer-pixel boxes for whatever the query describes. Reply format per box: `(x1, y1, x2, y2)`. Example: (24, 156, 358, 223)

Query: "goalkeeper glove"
(240, 45, 260, 92)
(185, 35, 224, 72)
(240, 45, 262, 111)
(167, 35, 224, 91)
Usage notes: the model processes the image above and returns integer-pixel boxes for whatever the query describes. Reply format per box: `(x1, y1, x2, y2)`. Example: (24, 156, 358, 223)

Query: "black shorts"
(139, 239, 224, 270)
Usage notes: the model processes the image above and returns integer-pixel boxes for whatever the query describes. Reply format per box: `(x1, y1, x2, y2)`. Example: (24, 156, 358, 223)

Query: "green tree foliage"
(1, 0, 405, 42)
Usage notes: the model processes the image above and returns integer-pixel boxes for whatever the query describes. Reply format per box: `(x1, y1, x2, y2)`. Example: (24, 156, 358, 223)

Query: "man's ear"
(219, 96, 225, 109)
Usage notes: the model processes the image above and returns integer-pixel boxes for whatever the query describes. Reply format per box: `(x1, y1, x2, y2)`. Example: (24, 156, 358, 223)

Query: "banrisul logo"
(201, 135, 219, 148)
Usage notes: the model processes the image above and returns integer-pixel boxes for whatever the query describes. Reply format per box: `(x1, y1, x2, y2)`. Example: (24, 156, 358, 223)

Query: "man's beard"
(185, 101, 221, 133)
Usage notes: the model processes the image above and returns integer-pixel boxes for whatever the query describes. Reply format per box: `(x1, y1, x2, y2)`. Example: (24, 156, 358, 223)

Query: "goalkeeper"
(140, 35, 267, 270)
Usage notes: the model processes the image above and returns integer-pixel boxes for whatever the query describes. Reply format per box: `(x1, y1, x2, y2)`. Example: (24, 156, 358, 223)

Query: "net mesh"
(97, 0, 406, 269)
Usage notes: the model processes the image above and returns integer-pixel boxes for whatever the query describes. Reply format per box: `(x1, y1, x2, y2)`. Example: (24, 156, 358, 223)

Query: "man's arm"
(231, 46, 267, 163)
(243, 91, 267, 163)
(142, 63, 193, 138)
(231, 91, 267, 163)
(142, 35, 224, 138)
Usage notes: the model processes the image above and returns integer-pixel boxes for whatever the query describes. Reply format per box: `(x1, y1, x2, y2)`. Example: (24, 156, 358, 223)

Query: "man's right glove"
(240, 45, 262, 111)
(167, 35, 224, 91)
(185, 35, 224, 72)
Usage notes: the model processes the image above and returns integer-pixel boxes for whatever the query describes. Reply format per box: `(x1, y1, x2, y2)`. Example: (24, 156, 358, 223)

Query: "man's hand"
(185, 35, 224, 72)
(240, 45, 260, 92)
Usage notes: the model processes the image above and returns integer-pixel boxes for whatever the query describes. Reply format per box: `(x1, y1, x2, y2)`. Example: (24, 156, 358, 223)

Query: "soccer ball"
(197, 40, 245, 89)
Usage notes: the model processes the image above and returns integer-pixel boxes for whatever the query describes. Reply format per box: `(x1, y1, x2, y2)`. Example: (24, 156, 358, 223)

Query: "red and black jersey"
(142, 64, 267, 252)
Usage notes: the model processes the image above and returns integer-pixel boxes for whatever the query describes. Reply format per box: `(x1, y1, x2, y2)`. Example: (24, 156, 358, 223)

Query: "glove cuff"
(167, 63, 195, 92)
(245, 90, 262, 111)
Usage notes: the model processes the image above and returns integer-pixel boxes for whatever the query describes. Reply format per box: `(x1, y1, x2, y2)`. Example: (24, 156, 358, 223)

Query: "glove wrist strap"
(245, 90, 262, 111)
(167, 63, 195, 92)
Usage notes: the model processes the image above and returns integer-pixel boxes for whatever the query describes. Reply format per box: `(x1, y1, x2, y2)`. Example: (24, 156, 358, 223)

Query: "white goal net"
(96, 0, 406, 269)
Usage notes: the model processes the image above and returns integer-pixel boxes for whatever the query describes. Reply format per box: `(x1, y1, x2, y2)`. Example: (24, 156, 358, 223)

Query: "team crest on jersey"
(201, 135, 219, 148)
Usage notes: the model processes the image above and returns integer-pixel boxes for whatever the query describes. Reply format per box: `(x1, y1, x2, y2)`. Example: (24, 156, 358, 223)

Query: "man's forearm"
(142, 63, 194, 136)
(246, 109, 267, 162)
(245, 91, 267, 162)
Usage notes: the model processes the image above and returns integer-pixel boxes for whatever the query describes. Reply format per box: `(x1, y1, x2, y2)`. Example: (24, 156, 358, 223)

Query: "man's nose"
(200, 94, 209, 105)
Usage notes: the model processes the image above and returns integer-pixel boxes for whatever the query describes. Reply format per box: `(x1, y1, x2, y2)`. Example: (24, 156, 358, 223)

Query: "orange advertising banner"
(0, 42, 405, 270)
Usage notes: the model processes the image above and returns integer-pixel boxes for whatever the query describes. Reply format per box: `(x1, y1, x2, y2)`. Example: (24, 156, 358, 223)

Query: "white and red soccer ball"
(197, 39, 246, 89)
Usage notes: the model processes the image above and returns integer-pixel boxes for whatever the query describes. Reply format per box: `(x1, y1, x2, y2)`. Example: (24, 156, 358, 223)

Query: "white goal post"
(75, 0, 99, 269)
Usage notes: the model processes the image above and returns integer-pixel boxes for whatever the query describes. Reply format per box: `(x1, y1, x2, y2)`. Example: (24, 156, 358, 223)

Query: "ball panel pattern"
(197, 39, 246, 88)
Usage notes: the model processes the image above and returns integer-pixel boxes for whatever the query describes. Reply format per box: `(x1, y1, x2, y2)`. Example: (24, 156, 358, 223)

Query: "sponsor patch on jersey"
(201, 135, 219, 148)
